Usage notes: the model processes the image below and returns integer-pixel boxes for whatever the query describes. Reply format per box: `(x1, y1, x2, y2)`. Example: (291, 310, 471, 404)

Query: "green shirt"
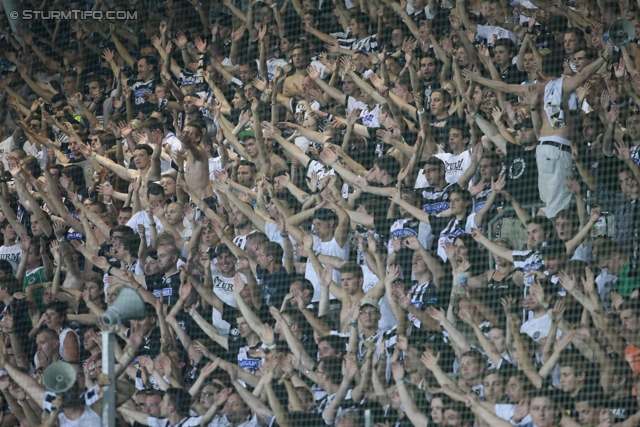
(614, 263, 640, 297)
(23, 266, 48, 313)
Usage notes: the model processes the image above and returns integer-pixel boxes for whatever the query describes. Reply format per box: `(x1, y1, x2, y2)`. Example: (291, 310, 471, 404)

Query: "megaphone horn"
(43, 361, 77, 394)
(102, 287, 146, 327)
(608, 19, 636, 47)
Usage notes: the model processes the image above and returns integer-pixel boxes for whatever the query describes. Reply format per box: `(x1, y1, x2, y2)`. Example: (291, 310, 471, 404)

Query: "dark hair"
(259, 241, 284, 263)
(0, 261, 13, 277)
(61, 164, 86, 190)
(448, 184, 473, 214)
(443, 401, 473, 426)
(559, 353, 591, 376)
(138, 55, 158, 69)
(526, 216, 555, 238)
(97, 132, 116, 150)
(351, 11, 371, 31)
(542, 51, 566, 78)
(574, 389, 605, 407)
(147, 183, 165, 198)
(339, 262, 363, 279)
(111, 225, 135, 237)
(303, 8, 321, 22)
(141, 117, 164, 133)
(431, 88, 452, 107)
(0, 275, 21, 295)
(22, 156, 42, 178)
(453, 233, 484, 276)
(44, 301, 69, 325)
(133, 144, 154, 156)
(87, 76, 107, 90)
(237, 160, 257, 175)
(494, 38, 517, 55)
(293, 278, 315, 296)
(373, 155, 401, 178)
(577, 47, 599, 61)
(555, 209, 579, 230)
(319, 356, 343, 385)
(317, 335, 347, 356)
(164, 387, 192, 416)
(121, 234, 141, 254)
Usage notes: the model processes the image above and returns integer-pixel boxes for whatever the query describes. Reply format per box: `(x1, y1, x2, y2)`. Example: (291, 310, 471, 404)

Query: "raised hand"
(391, 361, 405, 383)
(420, 350, 440, 371)
(319, 264, 334, 288)
(549, 299, 565, 322)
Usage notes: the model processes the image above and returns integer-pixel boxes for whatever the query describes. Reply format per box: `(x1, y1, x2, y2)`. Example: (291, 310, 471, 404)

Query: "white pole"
(101, 330, 116, 427)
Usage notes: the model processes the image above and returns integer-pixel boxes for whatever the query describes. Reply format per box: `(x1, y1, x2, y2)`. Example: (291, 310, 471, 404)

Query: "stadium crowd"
(1, 0, 640, 425)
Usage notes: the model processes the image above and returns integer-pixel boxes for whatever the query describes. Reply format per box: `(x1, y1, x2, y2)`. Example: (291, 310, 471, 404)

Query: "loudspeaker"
(102, 287, 146, 327)
(608, 19, 636, 47)
(43, 361, 77, 393)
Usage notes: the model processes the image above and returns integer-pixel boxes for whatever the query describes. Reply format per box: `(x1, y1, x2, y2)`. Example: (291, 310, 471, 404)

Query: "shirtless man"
(319, 262, 385, 332)
(179, 124, 215, 202)
(216, 100, 272, 179)
(283, 45, 310, 99)
(82, 141, 161, 200)
(463, 42, 613, 217)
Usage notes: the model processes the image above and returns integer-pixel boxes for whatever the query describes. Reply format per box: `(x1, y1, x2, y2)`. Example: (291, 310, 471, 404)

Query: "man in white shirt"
(126, 183, 167, 245)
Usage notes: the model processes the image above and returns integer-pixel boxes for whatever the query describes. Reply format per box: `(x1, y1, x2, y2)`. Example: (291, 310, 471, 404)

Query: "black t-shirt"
(590, 154, 621, 192)
(129, 76, 157, 115)
(500, 64, 528, 85)
(418, 183, 453, 215)
(504, 143, 540, 206)
(607, 395, 639, 422)
(427, 113, 457, 151)
(131, 326, 162, 359)
(256, 266, 294, 308)
(423, 80, 441, 114)
(148, 271, 181, 308)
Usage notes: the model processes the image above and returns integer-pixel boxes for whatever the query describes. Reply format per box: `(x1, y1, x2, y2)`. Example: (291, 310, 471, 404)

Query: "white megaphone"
(102, 287, 146, 328)
(608, 19, 636, 47)
(43, 361, 77, 393)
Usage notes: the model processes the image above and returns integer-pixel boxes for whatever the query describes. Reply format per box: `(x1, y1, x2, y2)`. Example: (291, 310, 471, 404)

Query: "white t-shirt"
(477, 25, 519, 46)
(0, 245, 23, 274)
(306, 235, 349, 301)
(495, 403, 533, 425)
(233, 230, 258, 250)
(211, 266, 246, 308)
(127, 211, 165, 245)
(520, 313, 563, 342)
(161, 132, 182, 172)
(209, 157, 224, 180)
(256, 57, 289, 81)
(147, 416, 203, 427)
(436, 151, 472, 185)
(0, 136, 16, 169)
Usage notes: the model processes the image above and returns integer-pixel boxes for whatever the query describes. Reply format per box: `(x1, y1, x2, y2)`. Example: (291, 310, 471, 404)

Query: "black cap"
(540, 236, 566, 258)
(424, 157, 444, 168)
(311, 208, 338, 223)
(214, 244, 234, 257)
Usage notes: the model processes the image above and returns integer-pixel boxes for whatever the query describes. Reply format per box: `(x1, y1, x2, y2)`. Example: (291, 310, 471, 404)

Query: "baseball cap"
(214, 244, 234, 258)
(238, 130, 255, 142)
(311, 208, 338, 223)
(359, 297, 380, 311)
(540, 236, 566, 258)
